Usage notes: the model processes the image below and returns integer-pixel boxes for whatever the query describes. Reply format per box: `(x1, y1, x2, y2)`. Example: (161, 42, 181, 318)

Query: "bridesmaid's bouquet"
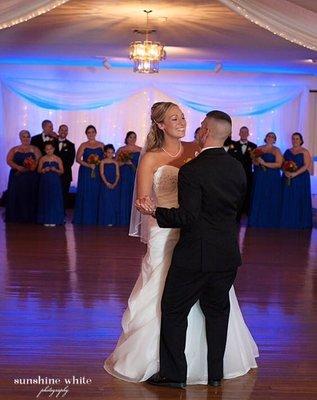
(250, 148, 266, 170)
(282, 160, 298, 186)
(87, 154, 101, 178)
(23, 156, 37, 171)
(117, 150, 133, 164)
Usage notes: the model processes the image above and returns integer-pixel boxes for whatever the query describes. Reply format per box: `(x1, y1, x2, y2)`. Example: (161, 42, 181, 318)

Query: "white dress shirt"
(58, 139, 66, 151)
(240, 141, 248, 154)
(42, 132, 51, 142)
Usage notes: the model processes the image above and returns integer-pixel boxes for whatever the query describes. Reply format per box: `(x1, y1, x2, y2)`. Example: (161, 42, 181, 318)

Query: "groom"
(137, 110, 247, 388)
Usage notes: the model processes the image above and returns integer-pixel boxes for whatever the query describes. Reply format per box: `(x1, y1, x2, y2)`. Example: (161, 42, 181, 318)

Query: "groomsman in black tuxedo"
(30, 119, 58, 155)
(55, 124, 76, 211)
(230, 126, 257, 216)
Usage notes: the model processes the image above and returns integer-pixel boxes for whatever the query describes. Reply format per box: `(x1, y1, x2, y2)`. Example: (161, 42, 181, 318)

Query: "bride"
(104, 101, 258, 384)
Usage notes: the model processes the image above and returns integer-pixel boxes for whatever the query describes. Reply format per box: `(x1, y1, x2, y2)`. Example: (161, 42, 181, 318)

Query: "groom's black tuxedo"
(155, 147, 247, 383)
(156, 148, 246, 272)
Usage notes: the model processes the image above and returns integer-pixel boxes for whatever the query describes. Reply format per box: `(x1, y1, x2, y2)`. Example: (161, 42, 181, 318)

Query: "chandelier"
(129, 10, 166, 74)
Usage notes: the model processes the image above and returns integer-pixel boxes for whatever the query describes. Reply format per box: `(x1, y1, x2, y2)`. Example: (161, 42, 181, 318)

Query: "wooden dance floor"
(0, 214, 316, 400)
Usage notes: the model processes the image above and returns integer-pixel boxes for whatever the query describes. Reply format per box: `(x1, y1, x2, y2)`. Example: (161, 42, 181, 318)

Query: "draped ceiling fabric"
(219, 0, 317, 50)
(0, 0, 69, 30)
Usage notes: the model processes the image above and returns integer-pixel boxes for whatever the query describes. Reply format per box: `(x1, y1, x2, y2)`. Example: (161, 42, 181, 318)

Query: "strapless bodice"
(153, 165, 179, 208)
(283, 149, 305, 168)
(43, 161, 59, 169)
(262, 152, 276, 163)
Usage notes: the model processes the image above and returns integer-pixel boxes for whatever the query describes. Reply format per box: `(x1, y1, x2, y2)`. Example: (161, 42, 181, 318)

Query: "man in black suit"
(55, 124, 76, 211)
(138, 110, 246, 388)
(223, 134, 235, 152)
(229, 126, 257, 216)
(30, 119, 58, 155)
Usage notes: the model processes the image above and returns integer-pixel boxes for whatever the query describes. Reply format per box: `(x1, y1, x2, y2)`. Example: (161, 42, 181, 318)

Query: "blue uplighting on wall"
(0, 56, 316, 75)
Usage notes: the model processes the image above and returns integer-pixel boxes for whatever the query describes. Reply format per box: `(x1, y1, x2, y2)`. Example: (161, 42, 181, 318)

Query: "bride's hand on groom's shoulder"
(135, 196, 156, 216)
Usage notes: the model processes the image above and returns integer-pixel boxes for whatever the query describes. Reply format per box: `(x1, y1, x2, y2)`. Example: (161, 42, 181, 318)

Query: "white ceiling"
(0, 0, 316, 74)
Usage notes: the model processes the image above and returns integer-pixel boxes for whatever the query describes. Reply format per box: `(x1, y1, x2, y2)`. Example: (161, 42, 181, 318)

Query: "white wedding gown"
(104, 165, 259, 384)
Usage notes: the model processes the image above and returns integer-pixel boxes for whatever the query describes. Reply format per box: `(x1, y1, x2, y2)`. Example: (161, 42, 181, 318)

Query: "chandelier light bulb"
(129, 10, 166, 73)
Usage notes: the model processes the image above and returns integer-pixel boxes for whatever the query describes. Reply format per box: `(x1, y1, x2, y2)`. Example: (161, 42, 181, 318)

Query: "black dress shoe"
(146, 373, 186, 388)
(208, 379, 222, 387)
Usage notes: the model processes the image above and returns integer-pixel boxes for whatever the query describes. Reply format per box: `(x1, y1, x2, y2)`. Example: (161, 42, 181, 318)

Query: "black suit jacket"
(228, 141, 257, 179)
(30, 134, 58, 155)
(155, 148, 247, 272)
(55, 139, 76, 181)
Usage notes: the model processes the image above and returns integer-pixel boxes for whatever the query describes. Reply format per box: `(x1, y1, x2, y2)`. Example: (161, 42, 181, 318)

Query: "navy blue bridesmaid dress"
(73, 147, 104, 225)
(280, 150, 312, 229)
(98, 163, 120, 226)
(37, 161, 64, 225)
(248, 153, 282, 228)
(118, 152, 140, 226)
(5, 151, 39, 223)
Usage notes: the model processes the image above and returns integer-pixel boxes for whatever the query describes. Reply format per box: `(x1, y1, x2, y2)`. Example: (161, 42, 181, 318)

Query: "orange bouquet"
(117, 150, 132, 164)
(250, 148, 266, 170)
(23, 156, 37, 171)
(87, 154, 101, 178)
(282, 160, 298, 186)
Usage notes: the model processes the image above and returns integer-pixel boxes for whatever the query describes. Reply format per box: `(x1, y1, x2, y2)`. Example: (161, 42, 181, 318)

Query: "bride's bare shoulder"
(139, 149, 165, 171)
(139, 150, 159, 166)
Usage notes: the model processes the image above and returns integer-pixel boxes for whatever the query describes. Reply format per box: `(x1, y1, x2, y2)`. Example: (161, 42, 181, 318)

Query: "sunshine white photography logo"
(13, 375, 92, 398)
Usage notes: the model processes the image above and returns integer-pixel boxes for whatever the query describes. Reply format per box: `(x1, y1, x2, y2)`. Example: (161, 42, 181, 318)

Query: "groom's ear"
(201, 128, 210, 142)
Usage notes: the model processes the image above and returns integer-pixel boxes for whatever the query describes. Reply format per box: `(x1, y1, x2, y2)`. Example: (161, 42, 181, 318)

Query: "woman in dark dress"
(98, 144, 120, 226)
(5, 130, 41, 223)
(37, 142, 64, 226)
(248, 132, 283, 228)
(116, 131, 141, 226)
(73, 125, 104, 225)
(280, 132, 312, 229)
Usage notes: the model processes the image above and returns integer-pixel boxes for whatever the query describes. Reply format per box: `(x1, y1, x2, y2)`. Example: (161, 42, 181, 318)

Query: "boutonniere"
(62, 143, 67, 148)
(229, 144, 235, 150)
(247, 147, 252, 152)
(194, 151, 200, 157)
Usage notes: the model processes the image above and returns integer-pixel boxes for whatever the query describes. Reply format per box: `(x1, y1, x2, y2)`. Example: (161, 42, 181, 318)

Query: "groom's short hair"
(206, 110, 232, 125)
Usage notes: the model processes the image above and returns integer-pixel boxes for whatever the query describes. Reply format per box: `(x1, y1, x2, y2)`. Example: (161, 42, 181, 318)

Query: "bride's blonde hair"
(145, 101, 179, 152)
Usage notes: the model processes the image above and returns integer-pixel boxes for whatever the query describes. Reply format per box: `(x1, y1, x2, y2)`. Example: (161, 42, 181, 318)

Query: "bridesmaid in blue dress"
(249, 132, 283, 228)
(98, 144, 120, 226)
(280, 132, 312, 229)
(73, 125, 104, 225)
(37, 142, 64, 226)
(116, 131, 141, 226)
(5, 130, 41, 223)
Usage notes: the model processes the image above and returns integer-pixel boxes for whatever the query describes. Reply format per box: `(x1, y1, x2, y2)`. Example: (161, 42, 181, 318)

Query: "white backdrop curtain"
(0, 0, 69, 30)
(218, 0, 317, 50)
(0, 66, 315, 193)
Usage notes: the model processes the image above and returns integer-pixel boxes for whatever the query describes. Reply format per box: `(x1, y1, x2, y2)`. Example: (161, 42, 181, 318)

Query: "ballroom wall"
(0, 64, 316, 193)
